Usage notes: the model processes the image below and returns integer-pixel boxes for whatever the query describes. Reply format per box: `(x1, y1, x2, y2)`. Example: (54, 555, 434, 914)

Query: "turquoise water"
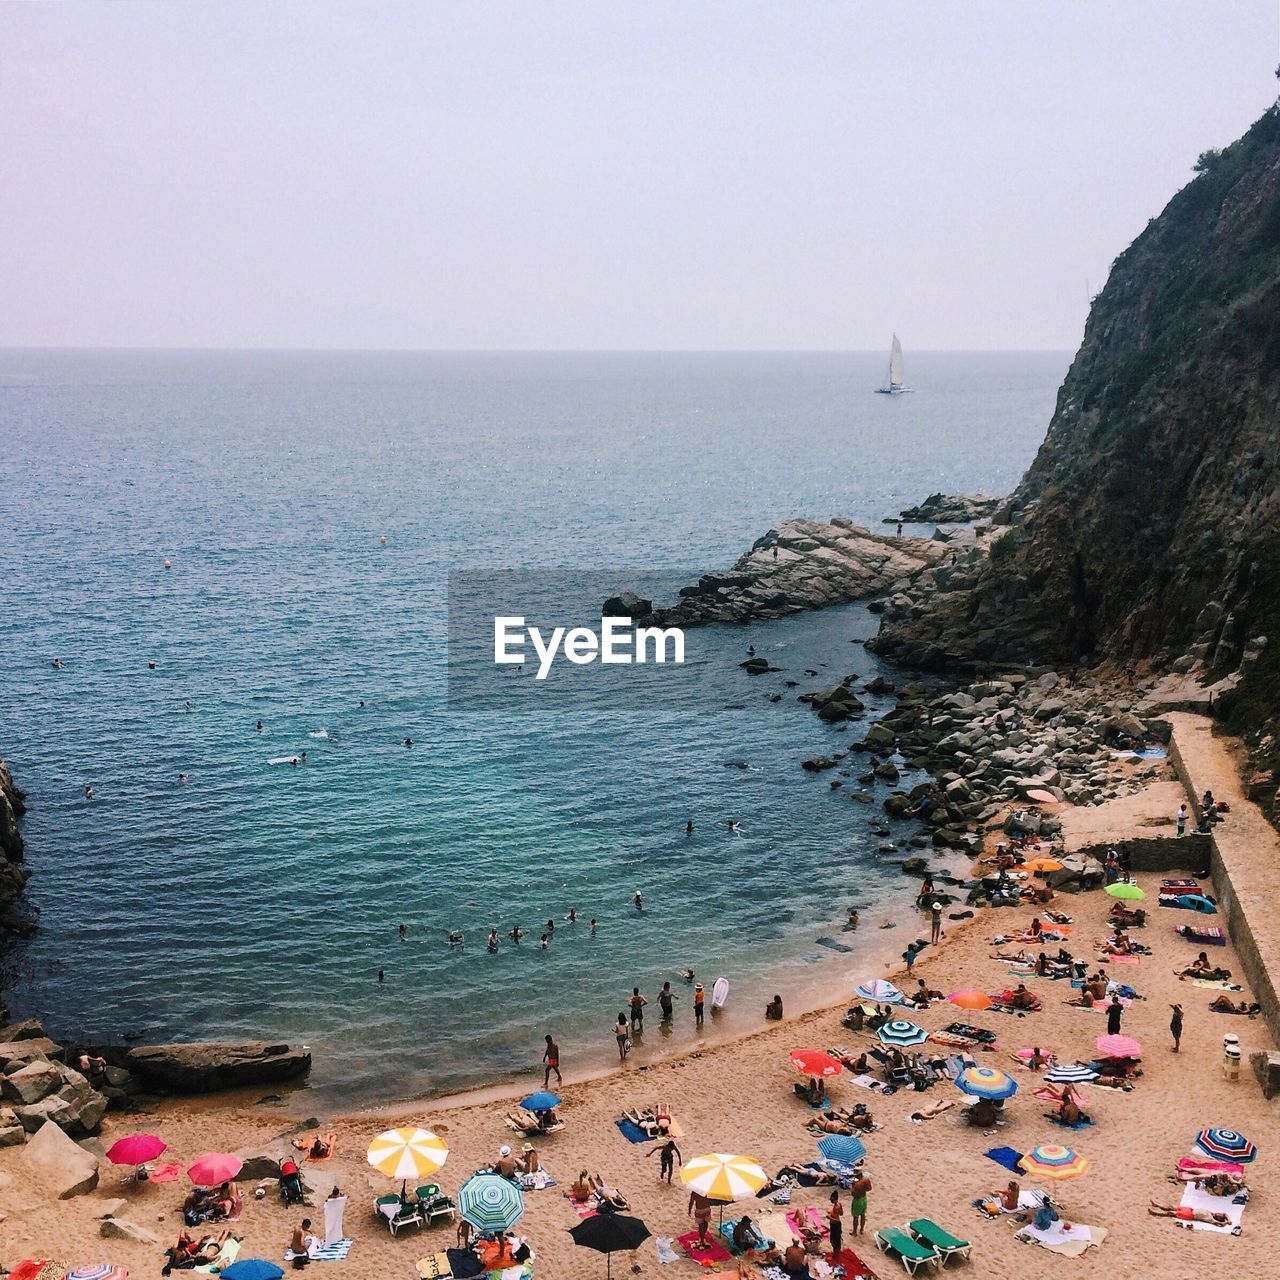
(0, 350, 1065, 1103)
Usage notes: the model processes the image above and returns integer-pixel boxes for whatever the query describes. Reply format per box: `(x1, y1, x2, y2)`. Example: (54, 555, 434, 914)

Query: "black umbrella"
(569, 1213, 652, 1278)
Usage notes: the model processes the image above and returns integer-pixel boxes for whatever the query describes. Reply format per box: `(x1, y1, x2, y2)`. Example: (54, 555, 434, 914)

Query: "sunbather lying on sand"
(1148, 1200, 1231, 1225)
(622, 1105, 673, 1137)
(1209, 995, 1261, 1015)
(991, 947, 1031, 963)
(909, 1097, 956, 1122)
(810, 1107, 875, 1134)
(1046, 1098, 1090, 1126)
(583, 1174, 629, 1212)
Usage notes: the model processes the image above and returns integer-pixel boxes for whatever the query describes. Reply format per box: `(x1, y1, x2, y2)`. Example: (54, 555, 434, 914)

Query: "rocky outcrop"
(0, 759, 30, 940)
(619, 518, 947, 628)
(126, 1040, 312, 1093)
(889, 493, 1003, 524)
(870, 105, 1280, 696)
(20, 1119, 100, 1199)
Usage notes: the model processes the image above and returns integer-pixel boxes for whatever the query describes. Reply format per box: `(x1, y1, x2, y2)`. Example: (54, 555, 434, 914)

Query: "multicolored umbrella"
(457, 1173, 525, 1232)
(1096, 1034, 1142, 1059)
(816, 1134, 867, 1166)
(789, 1048, 843, 1078)
(1104, 882, 1145, 900)
(1044, 1064, 1098, 1085)
(955, 1066, 1018, 1100)
(66, 1268, 128, 1280)
(519, 1092, 561, 1112)
(948, 990, 994, 1011)
(877, 1019, 928, 1047)
(187, 1153, 243, 1186)
(1018, 1144, 1090, 1180)
(855, 979, 904, 1004)
(1194, 1128, 1257, 1163)
(366, 1127, 449, 1180)
(105, 1134, 167, 1167)
(679, 1153, 768, 1203)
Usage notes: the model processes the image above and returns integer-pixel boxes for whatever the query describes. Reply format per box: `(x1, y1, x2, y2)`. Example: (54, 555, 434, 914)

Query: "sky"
(2, 2, 1277, 351)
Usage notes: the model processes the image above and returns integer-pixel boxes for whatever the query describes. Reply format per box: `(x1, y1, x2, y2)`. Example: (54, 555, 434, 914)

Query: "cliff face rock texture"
(0, 760, 29, 933)
(870, 105, 1280, 693)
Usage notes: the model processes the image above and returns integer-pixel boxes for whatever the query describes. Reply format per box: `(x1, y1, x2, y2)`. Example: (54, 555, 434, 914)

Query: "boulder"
(861, 723, 896, 753)
(0, 1037, 63, 1070)
(2, 1059, 63, 1104)
(739, 658, 775, 675)
(19, 1119, 100, 1198)
(100, 1216, 159, 1243)
(0, 1019, 46, 1042)
(0, 1105, 23, 1147)
(801, 757, 837, 772)
(601, 590, 652, 620)
(126, 1041, 312, 1094)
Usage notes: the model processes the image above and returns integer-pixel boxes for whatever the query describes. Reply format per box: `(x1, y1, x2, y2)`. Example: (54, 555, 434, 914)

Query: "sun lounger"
(907, 1219, 971, 1264)
(374, 1192, 423, 1235)
(414, 1184, 456, 1225)
(876, 1225, 941, 1274)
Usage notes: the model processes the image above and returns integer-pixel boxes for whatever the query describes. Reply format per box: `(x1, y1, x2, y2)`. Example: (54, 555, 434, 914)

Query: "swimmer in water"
(589, 918, 598, 934)
(509, 925, 523, 943)
(487, 928, 499, 951)
(288, 757, 300, 766)
(545, 918, 554, 934)
(404, 737, 413, 747)
(184, 700, 192, 711)
(633, 892, 643, 911)
(685, 820, 694, 835)
(448, 930, 464, 945)
(747, 644, 756, 657)
(359, 700, 365, 708)
(726, 821, 742, 833)
(148, 660, 156, 669)
(178, 773, 189, 784)
(398, 923, 407, 941)
(52, 658, 64, 669)
(256, 721, 264, 731)
(540, 933, 549, 949)
(377, 969, 384, 983)
(300, 751, 307, 762)
(84, 785, 94, 799)
(566, 907, 578, 923)
(681, 968, 695, 983)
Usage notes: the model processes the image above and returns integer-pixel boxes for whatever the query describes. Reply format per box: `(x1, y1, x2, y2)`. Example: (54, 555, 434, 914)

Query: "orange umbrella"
(948, 990, 994, 1011)
(1023, 858, 1064, 874)
(1026, 789, 1060, 805)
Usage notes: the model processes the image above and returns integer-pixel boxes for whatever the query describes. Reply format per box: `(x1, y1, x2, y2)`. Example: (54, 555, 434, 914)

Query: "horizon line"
(0, 344, 1075, 356)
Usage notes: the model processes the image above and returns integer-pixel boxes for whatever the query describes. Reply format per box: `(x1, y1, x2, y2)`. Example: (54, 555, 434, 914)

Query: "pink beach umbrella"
(106, 1133, 167, 1167)
(1096, 1034, 1141, 1059)
(187, 1152, 244, 1186)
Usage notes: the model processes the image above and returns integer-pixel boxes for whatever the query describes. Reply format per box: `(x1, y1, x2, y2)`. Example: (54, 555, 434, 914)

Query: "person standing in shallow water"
(614, 1012, 629, 1060)
(693, 982, 705, 1027)
(658, 981, 677, 1022)
(630, 987, 647, 1031)
(542, 1034, 562, 1086)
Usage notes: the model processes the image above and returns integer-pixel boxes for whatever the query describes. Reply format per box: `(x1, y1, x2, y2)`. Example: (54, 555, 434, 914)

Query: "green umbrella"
(1104, 882, 1145, 900)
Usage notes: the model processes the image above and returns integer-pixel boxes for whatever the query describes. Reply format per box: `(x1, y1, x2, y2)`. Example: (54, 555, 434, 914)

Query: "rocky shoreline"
(0, 760, 31, 945)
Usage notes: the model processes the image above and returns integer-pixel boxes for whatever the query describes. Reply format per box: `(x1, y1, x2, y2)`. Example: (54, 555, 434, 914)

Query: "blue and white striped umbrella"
(1194, 1128, 1257, 1163)
(1044, 1064, 1098, 1085)
(855, 979, 904, 1004)
(877, 1019, 928, 1047)
(816, 1134, 867, 1166)
(457, 1173, 526, 1232)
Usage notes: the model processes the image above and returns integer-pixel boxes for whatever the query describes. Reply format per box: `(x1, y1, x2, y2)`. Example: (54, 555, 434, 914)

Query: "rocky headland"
(0, 760, 30, 943)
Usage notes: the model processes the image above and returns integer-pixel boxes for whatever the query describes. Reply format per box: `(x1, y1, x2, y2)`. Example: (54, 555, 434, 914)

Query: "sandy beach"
(5, 773, 1277, 1279)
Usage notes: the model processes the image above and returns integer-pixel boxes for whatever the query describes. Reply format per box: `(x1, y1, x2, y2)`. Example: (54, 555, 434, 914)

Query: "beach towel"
(566, 1193, 597, 1220)
(193, 1238, 241, 1274)
(150, 1160, 184, 1182)
(677, 1231, 731, 1263)
(828, 1247, 879, 1279)
(286, 1238, 352, 1263)
(516, 1169, 556, 1190)
(1104, 954, 1143, 964)
(614, 1118, 650, 1144)
(1015, 1220, 1105, 1256)
(1162, 878, 1199, 889)
(1176, 1158, 1245, 1181)
(985, 1146, 1024, 1174)
(323, 1193, 347, 1246)
(757, 1212, 800, 1248)
(1191, 978, 1243, 990)
(786, 1206, 828, 1239)
(1178, 1183, 1246, 1234)
(415, 1254, 452, 1279)
(719, 1217, 770, 1253)
(1177, 925, 1226, 946)
(975, 1188, 1046, 1217)
(1050, 1115, 1096, 1130)
(653, 1237, 679, 1265)
(847, 1073, 886, 1092)
(294, 1132, 338, 1161)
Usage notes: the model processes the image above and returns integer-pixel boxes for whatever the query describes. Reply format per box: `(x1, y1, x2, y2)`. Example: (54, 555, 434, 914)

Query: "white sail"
(888, 334, 904, 388)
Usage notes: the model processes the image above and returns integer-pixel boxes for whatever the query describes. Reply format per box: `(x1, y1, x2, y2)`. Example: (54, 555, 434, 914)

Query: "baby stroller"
(279, 1156, 304, 1206)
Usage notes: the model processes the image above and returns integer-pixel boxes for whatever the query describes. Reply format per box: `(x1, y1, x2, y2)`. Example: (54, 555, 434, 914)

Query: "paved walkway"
(1169, 711, 1280, 1033)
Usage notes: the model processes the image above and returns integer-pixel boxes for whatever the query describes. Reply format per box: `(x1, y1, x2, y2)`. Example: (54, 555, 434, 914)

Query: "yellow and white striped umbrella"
(366, 1127, 449, 1180)
(679, 1153, 768, 1202)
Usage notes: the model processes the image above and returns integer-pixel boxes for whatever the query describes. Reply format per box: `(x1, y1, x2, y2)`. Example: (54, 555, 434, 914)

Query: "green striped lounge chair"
(876, 1224, 941, 1274)
(908, 1218, 972, 1264)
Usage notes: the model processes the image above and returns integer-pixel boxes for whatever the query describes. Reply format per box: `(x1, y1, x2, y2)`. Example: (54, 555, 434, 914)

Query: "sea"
(0, 349, 1067, 1105)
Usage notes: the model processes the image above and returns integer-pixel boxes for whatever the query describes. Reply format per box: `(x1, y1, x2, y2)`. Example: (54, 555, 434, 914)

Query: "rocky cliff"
(870, 103, 1280, 703)
(0, 760, 29, 938)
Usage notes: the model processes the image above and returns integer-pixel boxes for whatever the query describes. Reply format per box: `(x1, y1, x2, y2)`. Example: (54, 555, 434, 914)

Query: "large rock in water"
(126, 1041, 311, 1094)
(20, 1119, 99, 1198)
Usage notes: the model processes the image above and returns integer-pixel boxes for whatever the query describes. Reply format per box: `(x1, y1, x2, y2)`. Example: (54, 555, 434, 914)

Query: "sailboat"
(875, 334, 911, 394)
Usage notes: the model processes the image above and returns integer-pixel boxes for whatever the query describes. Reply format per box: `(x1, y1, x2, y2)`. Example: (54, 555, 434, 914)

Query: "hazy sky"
(2, 2, 1277, 350)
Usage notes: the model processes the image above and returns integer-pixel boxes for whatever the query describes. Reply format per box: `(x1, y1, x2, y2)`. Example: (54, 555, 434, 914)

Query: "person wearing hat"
(495, 1145, 518, 1179)
(693, 981, 704, 1028)
(930, 899, 943, 944)
(519, 1143, 540, 1174)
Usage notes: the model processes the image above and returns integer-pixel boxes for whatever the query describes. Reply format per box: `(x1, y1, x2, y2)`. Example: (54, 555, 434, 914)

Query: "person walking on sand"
(630, 987, 647, 1031)
(1106, 995, 1124, 1037)
(693, 981, 705, 1028)
(542, 1034, 562, 1087)
(930, 900, 942, 945)
(1176, 802, 1188, 837)
(688, 1190, 713, 1246)
(827, 1189, 844, 1257)
(849, 1171, 870, 1236)
(647, 1137, 682, 1184)
(614, 1012, 630, 1061)
(1170, 1003, 1184, 1053)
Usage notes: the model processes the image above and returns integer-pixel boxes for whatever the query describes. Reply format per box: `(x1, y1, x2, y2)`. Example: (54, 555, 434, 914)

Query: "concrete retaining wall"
(1072, 835, 1212, 873)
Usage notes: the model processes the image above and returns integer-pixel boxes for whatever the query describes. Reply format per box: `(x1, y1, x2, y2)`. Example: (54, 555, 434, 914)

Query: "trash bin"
(1223, 1034, 1240, 1081)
